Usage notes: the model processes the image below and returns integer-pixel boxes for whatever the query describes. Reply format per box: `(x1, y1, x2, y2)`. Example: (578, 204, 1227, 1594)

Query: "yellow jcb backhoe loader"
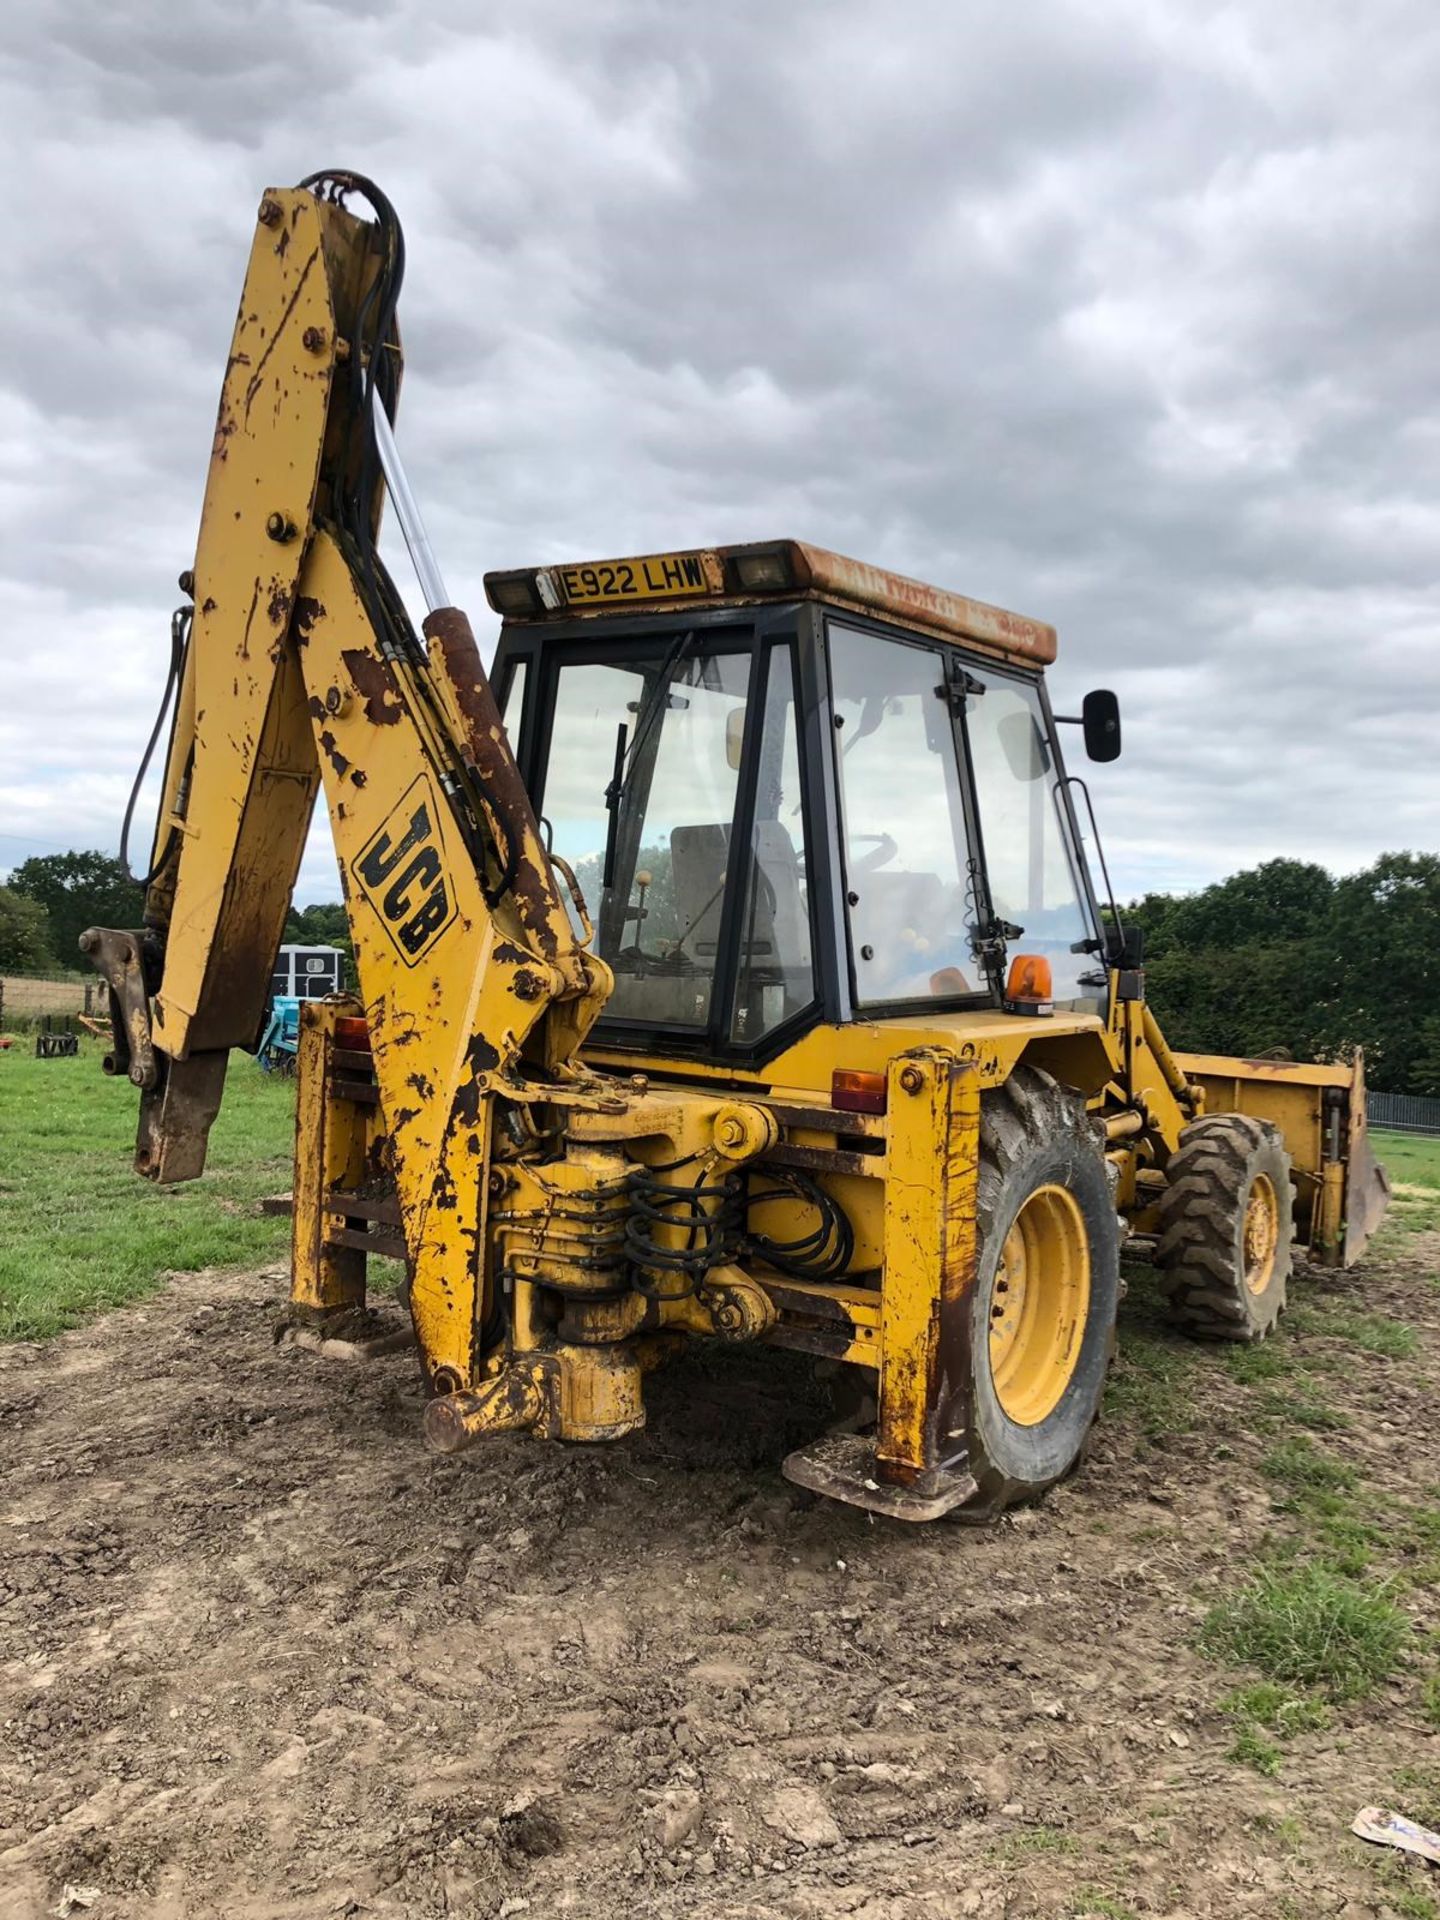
(83, 173, 1389, 1521)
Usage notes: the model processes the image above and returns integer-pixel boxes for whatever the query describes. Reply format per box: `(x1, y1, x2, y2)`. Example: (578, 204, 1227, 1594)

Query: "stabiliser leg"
(783, 1051, 983, 1521)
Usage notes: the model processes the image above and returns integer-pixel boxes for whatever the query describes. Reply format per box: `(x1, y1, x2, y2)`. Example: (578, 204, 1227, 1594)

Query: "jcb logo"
(353, 778, 456, 964)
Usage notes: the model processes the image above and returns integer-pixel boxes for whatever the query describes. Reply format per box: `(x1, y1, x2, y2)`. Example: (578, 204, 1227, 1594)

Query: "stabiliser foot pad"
(782, 1431, 977, 1522)
(276, 1309, 415, 1363)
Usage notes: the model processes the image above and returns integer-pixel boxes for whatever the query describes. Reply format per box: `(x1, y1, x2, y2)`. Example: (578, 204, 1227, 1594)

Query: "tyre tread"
(1155, 1112, 1293, 1343)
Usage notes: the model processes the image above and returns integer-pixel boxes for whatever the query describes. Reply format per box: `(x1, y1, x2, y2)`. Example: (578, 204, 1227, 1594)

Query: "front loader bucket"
(1343, 1050, 1391, 1265)
(1174, 1048, 1390, 1268)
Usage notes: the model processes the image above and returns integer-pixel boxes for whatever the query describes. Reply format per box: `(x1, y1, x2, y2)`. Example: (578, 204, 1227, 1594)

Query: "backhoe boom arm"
(87, 176, 608, 1381)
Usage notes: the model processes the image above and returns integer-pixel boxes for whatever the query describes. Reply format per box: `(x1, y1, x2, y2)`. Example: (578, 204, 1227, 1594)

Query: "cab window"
(538, 637, 814, 1041)
(828, 623, 983, 1005)
(963, 669, 1099, 1007)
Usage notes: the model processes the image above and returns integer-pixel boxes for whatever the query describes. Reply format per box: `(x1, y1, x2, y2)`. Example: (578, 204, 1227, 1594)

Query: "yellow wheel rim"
(1243, 1172, 1279, 1295)
(988, 1184, 1091, 1427)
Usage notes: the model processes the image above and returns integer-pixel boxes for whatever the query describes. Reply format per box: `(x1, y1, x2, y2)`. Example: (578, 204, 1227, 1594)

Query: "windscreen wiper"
(601, 629, 695, 889)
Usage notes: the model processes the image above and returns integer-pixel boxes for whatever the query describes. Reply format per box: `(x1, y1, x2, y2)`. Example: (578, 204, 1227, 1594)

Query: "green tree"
(1411, 1015, 1440, 1098)
(8, 851, 142, 967)
(1139, 859, 1335, 958)
(0, 887, 56, 970)
(1128, 852, 1440, 1095)
(1330, 852, 1440, 1093)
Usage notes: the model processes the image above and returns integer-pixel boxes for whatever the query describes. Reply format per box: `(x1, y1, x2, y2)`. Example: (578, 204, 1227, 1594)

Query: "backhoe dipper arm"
(87, 175, 610, 1384)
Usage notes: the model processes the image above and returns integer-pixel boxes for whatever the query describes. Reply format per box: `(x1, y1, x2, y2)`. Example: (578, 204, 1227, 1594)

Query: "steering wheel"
(849, 831, 899, 875)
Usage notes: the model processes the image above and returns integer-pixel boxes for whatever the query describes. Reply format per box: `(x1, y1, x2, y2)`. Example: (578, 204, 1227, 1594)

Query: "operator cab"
(486, 541, 1116, 1065)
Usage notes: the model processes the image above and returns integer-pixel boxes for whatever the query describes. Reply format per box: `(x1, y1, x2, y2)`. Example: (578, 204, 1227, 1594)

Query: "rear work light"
(832, 1068, 887, 1115)
(729, 545, 795, 593)
(485, 571, 544, 616)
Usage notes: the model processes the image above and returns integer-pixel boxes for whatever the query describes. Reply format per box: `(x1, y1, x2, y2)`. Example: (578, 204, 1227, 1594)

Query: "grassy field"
(1376, 1127, 1440, 1235)
(0, 1038, 295, 1340)
(1, 1041, 1436, 1346)
(1375, 1130, 1440, 1185)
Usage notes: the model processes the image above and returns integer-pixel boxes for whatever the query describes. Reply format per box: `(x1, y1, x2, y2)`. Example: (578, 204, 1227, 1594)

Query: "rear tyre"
(1156, 1114, 1292, 1342)
(956, 1066, 1121, 1519)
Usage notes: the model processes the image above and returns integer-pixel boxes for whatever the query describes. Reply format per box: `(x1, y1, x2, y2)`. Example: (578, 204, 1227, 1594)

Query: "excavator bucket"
(1175, 1048, 1390, 1268)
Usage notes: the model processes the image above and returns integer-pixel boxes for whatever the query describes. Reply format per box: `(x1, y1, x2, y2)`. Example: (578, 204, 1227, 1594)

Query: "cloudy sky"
(2, 0, 1437, 912)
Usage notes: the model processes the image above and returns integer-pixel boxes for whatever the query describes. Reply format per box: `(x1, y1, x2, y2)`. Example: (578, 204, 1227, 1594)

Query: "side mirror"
(1082, 688, 1121, 763)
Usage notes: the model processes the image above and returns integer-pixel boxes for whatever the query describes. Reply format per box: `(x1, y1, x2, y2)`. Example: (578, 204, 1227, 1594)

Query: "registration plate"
(537, 549, 721, 609)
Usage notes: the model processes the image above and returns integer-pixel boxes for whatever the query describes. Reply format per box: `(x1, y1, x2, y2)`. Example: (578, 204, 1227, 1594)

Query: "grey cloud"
(2, 0, 1436, 913)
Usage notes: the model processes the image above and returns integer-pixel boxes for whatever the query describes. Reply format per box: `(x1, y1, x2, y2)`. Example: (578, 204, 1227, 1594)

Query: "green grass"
(1314, 1510, 1381, 1577)
(1393, 1763, 1440, 1829)
(1249, 1810, 1306, 1849)
(992, 1825, 1078, 1861)
(0, 1041, 294, 1339)
(1201, 1564, 1410, 1701)
(1370, 1129, 1440, 1188)
(1259, 1385, 1348, 1430)
(1222, 1339, 1295, 1383)
(1370, 1129, 1440, 1238)
(1261, 1435, 1358, 1503)
(1226, 1721, 1282, 1775)
(1283, 1299, 1419, 1356)
(1369, 1857, 1440, 1920)
(1104, 1263, 1198, 1437)
(1389, 1891, 1438, 1920)
(1223, 1681, 1332, 1736)
(1071, 1893, 1139, 1920)
(1222, 1681, 1331, 1775)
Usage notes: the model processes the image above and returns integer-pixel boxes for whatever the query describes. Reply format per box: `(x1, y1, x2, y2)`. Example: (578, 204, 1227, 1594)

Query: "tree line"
(0, 852, 353, 984)
(3, 847, 1436, 1094)
(1125, 853, 1440, 1096)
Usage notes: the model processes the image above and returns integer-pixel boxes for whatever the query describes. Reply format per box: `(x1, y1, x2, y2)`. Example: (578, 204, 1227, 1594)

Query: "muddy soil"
(2, 1244, 1438, 1920)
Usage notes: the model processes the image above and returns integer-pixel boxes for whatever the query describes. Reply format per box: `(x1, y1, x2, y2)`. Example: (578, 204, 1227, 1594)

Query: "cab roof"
(483, 538, 1057, 669)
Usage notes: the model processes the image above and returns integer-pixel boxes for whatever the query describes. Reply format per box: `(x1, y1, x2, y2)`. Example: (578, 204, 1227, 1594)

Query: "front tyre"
(957, 1066, 1121, 1518)
(1156, 1114, 1292, 1341)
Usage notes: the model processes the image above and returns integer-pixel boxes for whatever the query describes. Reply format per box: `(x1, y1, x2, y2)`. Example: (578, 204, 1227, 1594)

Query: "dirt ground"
(2, 1240, 1438, 1920)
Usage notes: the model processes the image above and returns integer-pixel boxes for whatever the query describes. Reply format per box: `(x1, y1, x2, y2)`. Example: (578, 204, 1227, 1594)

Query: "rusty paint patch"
(422, 606, 559, 950)
(240, 581, 260, 660)
(242, 248, 319, 424)
(318, 730, 351, 779)
(293, 595, 325, 644)
(793, 543, 1056, 664)
(267, 582, 292, 628)
(451, 1032, 502, 1127)
(341, 648, 403, 726)
(406, 1072, 435, 1100)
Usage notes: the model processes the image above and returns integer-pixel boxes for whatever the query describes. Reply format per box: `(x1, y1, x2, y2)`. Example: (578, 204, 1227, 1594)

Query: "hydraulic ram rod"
(373, 399, 448, 614)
